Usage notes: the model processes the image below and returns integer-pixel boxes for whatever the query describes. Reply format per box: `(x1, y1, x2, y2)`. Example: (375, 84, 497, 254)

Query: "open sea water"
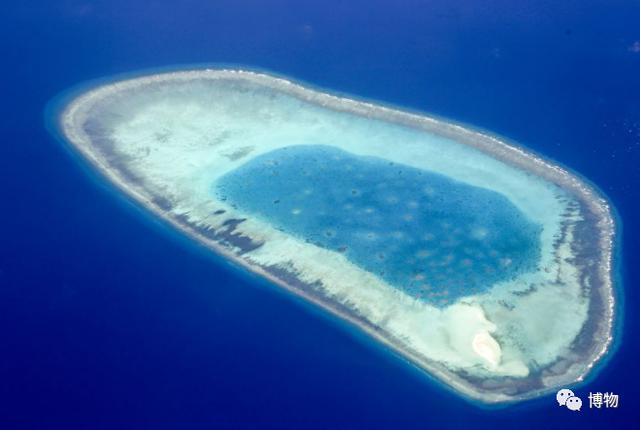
(1, 1, 638, 428)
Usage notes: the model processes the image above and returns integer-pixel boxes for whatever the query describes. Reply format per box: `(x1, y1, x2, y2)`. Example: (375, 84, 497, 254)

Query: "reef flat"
(54, 69, 617, 403)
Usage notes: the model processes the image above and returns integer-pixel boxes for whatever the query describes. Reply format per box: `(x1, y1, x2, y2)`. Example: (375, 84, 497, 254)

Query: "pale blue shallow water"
(215, 145, 541, 303)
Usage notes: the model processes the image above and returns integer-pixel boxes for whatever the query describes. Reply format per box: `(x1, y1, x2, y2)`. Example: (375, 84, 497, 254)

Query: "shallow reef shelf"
(54, 68, 617, 404)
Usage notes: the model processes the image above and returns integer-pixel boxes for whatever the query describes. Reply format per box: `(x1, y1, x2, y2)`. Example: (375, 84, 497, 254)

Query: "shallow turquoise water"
(215, 145, 542, 304)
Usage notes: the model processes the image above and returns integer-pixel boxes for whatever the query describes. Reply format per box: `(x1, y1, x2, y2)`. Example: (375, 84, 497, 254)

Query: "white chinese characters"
(588, 392, 619, 409)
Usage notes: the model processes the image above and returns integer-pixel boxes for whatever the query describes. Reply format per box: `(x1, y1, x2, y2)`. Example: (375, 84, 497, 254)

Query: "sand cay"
(53, 68, 618, 404)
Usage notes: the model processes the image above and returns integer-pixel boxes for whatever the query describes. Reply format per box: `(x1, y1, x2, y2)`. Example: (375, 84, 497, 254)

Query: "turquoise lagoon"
(215, 145, 542, 305)
(55, 69, 617, 403)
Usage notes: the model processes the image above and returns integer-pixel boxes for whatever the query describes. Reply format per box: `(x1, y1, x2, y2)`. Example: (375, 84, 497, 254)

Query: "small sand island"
(53, 68, 618, 403)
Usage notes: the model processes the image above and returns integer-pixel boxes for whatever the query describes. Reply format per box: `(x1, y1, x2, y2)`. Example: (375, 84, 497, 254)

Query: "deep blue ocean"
(1, 1, 638, 428)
